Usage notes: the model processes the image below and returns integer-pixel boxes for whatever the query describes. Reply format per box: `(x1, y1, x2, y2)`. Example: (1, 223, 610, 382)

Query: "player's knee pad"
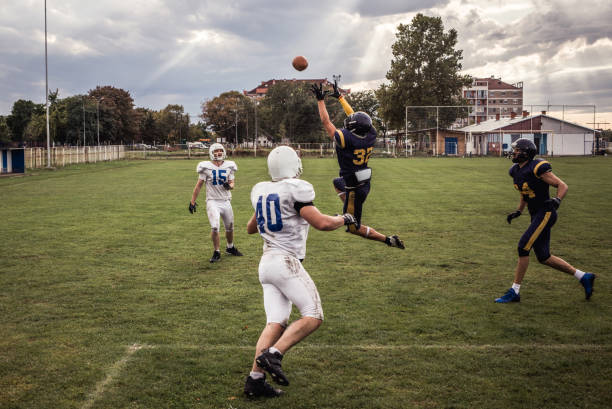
(266, 317, 289, 328)
(225, 222, 234, 232)
(536, 251, 551, 264)
(517, 247, 530, 257)
(332, 177, 345, 192)
(300, 306, 324, 321)
(211, 227, 219, 233)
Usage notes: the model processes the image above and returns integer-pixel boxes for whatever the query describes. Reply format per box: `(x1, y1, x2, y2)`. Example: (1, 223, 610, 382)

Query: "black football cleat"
(386, 235, 405, 249)
(256, 348, 289, 386)
(226, 246, 243, 256)
(209, 250, 221, 263)
(244, 374, 283, 398)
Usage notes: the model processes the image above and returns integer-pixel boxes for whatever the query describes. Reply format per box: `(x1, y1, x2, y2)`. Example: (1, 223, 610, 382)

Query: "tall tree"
(202, 91, 254, 144)
(6, 99, 44, 144)
(0, 116, 12, 146)
(376, 14, 472, 130)
(89, 86, 137, 144)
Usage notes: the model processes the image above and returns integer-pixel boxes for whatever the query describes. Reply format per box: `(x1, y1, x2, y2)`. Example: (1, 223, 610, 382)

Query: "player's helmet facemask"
(511, 138, 537, 163)
(344, 111, 373, 137)
(209, 143, 226, 161)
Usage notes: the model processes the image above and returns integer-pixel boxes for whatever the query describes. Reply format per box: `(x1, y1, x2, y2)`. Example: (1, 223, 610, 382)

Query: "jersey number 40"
(255, 194, 283, 233)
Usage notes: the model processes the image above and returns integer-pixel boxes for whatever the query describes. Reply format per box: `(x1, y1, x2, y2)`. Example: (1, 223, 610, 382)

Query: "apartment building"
(463, 77, 523, 124)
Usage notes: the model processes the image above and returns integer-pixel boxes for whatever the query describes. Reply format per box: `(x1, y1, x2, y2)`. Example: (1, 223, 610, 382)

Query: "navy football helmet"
(511, 138, 537, 163)
(344, 111, 372, 136)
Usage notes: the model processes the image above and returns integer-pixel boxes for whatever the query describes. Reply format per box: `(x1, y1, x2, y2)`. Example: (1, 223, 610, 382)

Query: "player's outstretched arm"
(330, 80, 354, 116)
(299, 206, 355, 231)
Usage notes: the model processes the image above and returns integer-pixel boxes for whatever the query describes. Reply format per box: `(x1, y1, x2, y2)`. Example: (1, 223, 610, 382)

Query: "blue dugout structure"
(1, 148, 25, 174)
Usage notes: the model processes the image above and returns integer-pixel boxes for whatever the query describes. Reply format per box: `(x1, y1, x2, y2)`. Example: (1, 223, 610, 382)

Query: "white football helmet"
(209, 143, 226, 161)
(267, 146, 303, 181)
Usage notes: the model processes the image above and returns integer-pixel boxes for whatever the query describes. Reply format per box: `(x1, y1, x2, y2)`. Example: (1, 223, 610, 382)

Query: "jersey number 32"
(256, 194, 283, 233)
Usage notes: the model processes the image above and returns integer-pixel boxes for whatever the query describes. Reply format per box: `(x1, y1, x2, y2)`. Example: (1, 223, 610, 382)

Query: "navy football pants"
(517, 209, 557, 262)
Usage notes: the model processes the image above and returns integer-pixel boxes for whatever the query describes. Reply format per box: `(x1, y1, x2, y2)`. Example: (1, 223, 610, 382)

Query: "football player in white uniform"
(243, 146, 357, 398)
(189, 143, 243, 263)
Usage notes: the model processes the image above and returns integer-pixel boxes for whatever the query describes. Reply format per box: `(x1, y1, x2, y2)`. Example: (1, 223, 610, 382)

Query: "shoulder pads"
(196, 161, 212, 173)
(223, 160, 238, 172)
(287, 179, 315, 203)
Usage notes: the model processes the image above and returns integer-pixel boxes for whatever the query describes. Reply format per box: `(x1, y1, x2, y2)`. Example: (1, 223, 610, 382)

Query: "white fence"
(25, 146, 126, 169)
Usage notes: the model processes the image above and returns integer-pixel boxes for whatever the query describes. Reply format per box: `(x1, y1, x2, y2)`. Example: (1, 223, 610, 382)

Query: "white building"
(458, 111, 596, 156)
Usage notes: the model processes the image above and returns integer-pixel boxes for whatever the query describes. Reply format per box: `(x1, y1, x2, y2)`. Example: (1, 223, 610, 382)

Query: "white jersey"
(250, 178, 315, 260)
(197, 160, 237, 200)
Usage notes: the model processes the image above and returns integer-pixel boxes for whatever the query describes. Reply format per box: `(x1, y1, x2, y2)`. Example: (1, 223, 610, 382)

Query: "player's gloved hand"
(311, 83, 329, 101)
(506, 210, 521, 224)
(189, 201, 197, 214)
(339, 213, 360, 229)
(222, 182, 232, 190)
(544, 197, 561, 210)
(330, 80, 342, 99)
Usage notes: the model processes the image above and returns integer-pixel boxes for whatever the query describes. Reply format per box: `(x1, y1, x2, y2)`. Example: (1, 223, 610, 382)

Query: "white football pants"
(206, 199, 234, 232)
(258, 252, 324, 326)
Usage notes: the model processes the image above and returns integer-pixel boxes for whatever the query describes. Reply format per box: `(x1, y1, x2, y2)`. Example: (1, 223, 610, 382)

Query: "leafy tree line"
(0, 85, 208, 147)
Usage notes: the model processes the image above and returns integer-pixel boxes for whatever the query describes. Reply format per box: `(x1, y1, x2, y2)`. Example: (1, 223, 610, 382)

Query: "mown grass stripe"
(143, 343, 612, 351)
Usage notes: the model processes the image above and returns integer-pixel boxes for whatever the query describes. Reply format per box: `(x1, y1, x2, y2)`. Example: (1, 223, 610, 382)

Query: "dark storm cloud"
(1, 0, 611, 123)
(354, 0, 450, 16)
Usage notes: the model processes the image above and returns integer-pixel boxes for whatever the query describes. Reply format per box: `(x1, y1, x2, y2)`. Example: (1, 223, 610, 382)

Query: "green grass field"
(1, 156, 611, 408)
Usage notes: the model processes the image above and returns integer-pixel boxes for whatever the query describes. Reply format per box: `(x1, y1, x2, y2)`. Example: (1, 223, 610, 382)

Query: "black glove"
(311, 83, 329, 101)
(330, 80, 341, 99)
(222, 182, 231, 190)
(544, 197, 561, 211)
(506, 210, 521, 224)
(339, 213, 360, 229)
(189, 201, 197, 214)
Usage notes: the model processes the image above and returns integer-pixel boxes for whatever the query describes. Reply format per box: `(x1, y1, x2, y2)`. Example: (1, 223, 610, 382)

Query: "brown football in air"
(292, 55, 308, 71)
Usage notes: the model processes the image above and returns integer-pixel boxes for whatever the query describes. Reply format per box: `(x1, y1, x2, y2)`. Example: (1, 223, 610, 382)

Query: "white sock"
(269, 346, 282, 355)
(226, 242, 234, 248)
(574, 269, 585, 280)
(249, 371, 264, 379)
(512, 283, 521, 294)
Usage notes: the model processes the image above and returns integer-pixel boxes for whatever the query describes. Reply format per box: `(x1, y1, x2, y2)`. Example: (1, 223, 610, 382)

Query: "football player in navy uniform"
(495, 138, 596, 303)
(311, 81, 404, 249)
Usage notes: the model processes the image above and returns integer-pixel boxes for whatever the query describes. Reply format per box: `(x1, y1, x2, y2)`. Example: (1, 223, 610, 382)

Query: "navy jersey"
(334, 127, 377, 177)
(509, 158, 552, 214)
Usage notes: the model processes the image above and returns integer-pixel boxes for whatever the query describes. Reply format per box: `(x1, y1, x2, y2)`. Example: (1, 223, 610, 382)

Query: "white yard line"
(81, 344, 153, 409)
(79, 341, 609, 408)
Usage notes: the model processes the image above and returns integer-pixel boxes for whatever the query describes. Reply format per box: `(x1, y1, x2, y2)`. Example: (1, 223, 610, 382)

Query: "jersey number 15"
(211, 169, 227, 185)
(255, 194, 283, 233)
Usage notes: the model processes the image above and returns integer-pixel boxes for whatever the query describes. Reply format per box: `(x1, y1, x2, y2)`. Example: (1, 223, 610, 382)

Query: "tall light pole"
(97, 97, 104, 146)
(332, 74, 341, 85)
(82, 97, 86, 146)
(44, 0, 51, 167)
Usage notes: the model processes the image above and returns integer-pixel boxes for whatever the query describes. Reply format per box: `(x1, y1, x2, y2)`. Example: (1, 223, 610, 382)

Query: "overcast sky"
(1, 0, 611, 127)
